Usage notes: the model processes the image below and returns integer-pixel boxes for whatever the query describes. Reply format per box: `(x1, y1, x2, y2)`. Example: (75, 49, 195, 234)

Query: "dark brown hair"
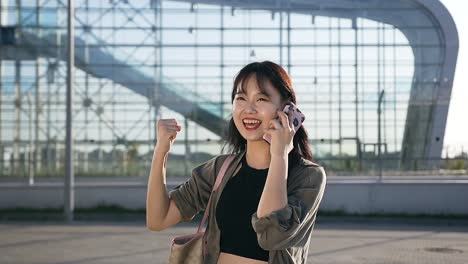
(221, 61, 314, 167)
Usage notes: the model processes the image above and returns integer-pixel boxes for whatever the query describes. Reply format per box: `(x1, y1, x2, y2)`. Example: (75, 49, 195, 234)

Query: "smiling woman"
(232, 76, 281, 143)
(147, 61, 326, 264)
(226, 61, 315, 168)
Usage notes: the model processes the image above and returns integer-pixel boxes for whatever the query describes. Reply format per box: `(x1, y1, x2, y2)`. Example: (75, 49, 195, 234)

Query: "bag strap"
(197, 154, 236, 233)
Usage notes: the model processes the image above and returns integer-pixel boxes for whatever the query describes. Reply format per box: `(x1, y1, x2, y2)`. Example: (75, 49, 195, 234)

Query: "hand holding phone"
(263, 102, 305, 144)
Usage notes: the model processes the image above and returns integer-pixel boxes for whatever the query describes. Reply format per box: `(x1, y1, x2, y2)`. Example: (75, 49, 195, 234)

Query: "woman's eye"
(235, 97, 268, 101)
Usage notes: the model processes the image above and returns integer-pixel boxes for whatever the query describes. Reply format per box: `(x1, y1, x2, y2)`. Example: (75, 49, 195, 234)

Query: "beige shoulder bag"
(168, 155, 235, 264)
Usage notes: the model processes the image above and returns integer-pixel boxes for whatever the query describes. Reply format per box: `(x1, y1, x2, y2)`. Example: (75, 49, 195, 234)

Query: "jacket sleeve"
(251, 165, 327, 251)
(168, 155, 220, 222)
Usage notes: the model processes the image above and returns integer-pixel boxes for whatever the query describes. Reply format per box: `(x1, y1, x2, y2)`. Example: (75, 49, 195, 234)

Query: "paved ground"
(1, 218, 467, 264)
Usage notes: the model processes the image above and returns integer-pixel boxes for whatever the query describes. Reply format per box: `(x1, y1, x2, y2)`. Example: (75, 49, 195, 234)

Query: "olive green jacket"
(168, 150, 327, 264)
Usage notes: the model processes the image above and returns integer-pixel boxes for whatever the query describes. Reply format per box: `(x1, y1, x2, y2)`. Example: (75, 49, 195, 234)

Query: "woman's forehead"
(236, 75, 275, 95)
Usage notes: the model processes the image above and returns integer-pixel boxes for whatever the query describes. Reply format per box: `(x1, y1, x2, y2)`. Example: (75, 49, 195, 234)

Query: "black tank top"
(215, 154, 270, 261)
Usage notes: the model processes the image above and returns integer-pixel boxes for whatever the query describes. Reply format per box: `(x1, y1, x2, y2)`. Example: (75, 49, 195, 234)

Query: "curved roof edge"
(415, 0, 459, 164)
(171, 0, 460, 167)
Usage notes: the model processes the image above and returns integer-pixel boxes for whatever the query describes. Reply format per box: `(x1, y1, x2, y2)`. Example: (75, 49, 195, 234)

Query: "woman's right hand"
(155, 119, 182, 153)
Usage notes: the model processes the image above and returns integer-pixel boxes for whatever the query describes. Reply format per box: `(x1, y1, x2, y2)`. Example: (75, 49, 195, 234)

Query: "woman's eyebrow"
(235, 91, 270, 96)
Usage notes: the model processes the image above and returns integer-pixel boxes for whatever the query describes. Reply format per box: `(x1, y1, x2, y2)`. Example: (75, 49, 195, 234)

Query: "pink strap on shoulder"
(197, 155, 236, 233)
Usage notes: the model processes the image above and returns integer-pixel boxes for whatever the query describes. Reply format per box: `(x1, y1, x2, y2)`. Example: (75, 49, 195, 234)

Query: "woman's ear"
(281, 101, 291, 110)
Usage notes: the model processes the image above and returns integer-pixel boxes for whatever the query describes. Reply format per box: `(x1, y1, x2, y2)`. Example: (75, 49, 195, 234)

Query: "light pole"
(25, 91, 34, 185)
(64, 0, 75, 222)
(377, 89, 385, 182)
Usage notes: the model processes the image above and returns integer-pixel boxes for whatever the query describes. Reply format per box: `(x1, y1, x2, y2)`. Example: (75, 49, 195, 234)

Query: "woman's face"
(232, 74, 284, 142)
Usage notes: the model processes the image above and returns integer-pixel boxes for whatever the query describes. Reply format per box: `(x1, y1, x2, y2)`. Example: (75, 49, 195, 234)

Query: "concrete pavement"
(1, 217, 467, 264)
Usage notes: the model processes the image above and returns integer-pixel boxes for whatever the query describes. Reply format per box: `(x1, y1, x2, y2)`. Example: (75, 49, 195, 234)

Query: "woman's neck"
(245, 140, 271, 170)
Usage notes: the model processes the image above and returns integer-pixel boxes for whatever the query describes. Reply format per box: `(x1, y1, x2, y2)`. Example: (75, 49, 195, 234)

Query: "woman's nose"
(244, 102, 257, 113)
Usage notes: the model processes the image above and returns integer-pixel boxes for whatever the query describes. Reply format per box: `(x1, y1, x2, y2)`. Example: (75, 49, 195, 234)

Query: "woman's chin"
(238, 125, 267, 142)
(243, 134, 268, 143)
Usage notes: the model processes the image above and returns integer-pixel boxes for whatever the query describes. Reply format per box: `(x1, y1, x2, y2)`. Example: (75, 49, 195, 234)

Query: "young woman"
(147, 61, 327, 264)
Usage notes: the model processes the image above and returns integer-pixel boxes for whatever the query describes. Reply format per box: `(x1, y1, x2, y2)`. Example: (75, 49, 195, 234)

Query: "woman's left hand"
(264, 110, 295, 157)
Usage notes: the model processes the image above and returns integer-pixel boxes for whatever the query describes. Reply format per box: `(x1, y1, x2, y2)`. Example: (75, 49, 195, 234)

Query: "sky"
(440, 0, 468, 156)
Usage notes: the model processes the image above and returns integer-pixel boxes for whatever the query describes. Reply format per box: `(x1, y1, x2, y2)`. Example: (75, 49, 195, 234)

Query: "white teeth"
(243, 119, 261, 124)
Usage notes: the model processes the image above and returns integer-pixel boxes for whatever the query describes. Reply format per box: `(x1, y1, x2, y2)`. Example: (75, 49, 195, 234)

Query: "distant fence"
(1, 153, 467, 180)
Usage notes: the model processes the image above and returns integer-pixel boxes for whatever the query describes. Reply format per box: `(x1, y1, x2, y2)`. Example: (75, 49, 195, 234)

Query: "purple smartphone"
(263, 102, 305, 144)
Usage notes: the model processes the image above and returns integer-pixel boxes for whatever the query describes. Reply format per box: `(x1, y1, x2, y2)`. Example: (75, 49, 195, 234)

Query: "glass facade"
(0, 0, 457, 179)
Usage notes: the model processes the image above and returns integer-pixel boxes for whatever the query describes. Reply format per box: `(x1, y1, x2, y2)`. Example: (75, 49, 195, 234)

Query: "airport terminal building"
(0, 0, 459, 177)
